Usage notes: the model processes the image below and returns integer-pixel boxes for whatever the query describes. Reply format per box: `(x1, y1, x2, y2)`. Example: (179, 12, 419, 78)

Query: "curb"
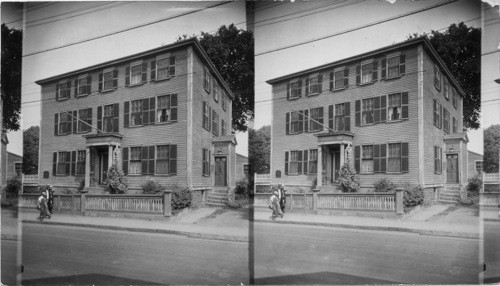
(484, 218, 500, 222)
(254, 219, 479, 239)
(21, 220, 249, 243)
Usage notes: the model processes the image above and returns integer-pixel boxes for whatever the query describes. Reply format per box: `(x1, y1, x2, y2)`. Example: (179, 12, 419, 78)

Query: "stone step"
(206, 202, 226, 207)
(439, 199, 459, 204)
(211, 189, 228, 194)
(206, 197, 229, 203)
(207, 193, 229, 199)
(439, 194, 460, 201)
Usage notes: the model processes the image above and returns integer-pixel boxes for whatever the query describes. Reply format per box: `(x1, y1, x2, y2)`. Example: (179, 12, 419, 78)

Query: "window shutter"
(328, 105, 333, 131)
(303, 150, 308, 175)
(113, 103, 119, 132)
(380, 95, 386, 123)
(87, 108, 92, 132)
(169, 145, 177, 175)
(113, 69, 118, 89)
(402, 92, 409, 119)
(297, 150, 303, 174)
(122, 147, 128, 175)
(285, 112, 290, 135)
(374, 96, 381, 123)
(141, 146, 148, 175)
(72, 110, 77, 134)
(86, 75, 92, 94)
(373, 144, 380, 173)
(150, 60, 156, 81)
(399, 54, 406, 74)
(74, 79, 78, 96)
(148, 146, 155, 175)
(65, 151, 71, 175)
(345, 102, 351, 131)
(125, 66, 130, 87)
(329, 73, 334, 91)
(124, 101, 130, 128)
(98, 72, 103, 91)
(354, 146, 360, 173)
(97, 106, 102, 133)
(355, 100, 360, 126)
(297, 79, 302, 97)
(286, 83, 290, 100)
(142, 62, 148, 83)
(380, 144, 387, 173)
(171, 94, 178, 122)
(169, 56, 175, 77)
(344, 68, 349, 87)
(142, 98, 149, 125)
(319, 107, 324, 127)
(402, 142, 409, 172)
(356, 65, 361, 85)
(434, 146, 437, 173)
(285, 151, 289, 175)
(149, 96, 156, 124)
(202, 149, 206, 175)
(372, 61, 378, 81)
(318, 74, 323, 93)
(381, 59, 387, 79)
(298, 110, 304, 133)
(55, 83, 59, 101)
(54, 113, 59, 136)
(305, 78, 309, 96)
(304, 109, 309, 133)
(53, 153, 57, 175)
(71, 151, 76, 176)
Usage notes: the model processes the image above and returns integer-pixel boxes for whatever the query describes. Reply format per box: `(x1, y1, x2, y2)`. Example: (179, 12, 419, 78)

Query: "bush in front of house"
(401, 182, 424, 210)
(462, 175, 482, 205)
(2, 177, 22, 206)
(234, 179, 251, 198)
(337, 162, 360, 192)
(141, 180, 163, 194)
(104, 163, 128, 194)
(373, 178, 397, 192)
(167, 184, 192, 213)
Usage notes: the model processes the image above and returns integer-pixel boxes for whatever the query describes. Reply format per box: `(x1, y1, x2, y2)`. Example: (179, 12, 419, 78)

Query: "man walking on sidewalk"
(269, 191, 283, 220)
(277, 184, 286, 215)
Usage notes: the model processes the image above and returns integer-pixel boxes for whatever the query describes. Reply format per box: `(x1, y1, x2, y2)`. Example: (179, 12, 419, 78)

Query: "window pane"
(131, 64, 142, 85)
(388, 57, 399, 78)
(103, 71, 113, 90)
(361, 64, 373, 84)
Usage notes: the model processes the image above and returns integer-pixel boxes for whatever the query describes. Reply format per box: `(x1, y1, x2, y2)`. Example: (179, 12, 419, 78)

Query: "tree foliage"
(249, 125, 271, 175)
(484, 124, 500, 173)
(1, 24, 22, 131)
(23, 126, 40, 175)
(177, 24, 254, 132)
(410, 22, 481, 130)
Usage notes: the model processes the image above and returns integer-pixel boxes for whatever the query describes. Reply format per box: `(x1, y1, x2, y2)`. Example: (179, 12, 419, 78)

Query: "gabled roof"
(35, 38, 234, 100)
(266, 36, 465, 98)
(467, 150, 483, 157)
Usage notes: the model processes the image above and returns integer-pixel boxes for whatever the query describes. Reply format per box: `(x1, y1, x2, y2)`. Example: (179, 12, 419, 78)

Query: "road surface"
(483, 220, 500, 283)
(253, 222, 480, 284)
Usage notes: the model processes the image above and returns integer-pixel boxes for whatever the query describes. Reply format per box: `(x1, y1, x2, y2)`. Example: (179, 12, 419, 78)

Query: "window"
(290, 111, 302, 134)
(362, 98, 374, 125)
(56, 81, 71, 100)
(328, 102, 350, 132)
(382, 54, 405, 79)
(453, 117, 458, 133)
(157, 94, 178, 123)
(98, 104, 119, 133)
(77, 108, 92, 133)
(433, 100, 442, 129)
(202, 148, 211, 176)
(212, 110, 219, 136)
(443, 108, 450, 133)
(361, 145, 374, 173)
(388, 93, 401, 121)
(129, 147, 142, 175)
(103, 104, 115, 132)
(287, 79, 302, 100)
(443, 78, 449, 100)
(15, 162, 22, 177)
(222, 91, 227, 111)
(387, 56, 400, 79)
(76, 150, 86, 175)
(156, 145, 177, 175)
(387, 143, 402, 172)
(202, 102, 211, 131)
(335, 103, 346, 131)
(203, 68, 211, 93)
(129, 100, 143, 127)
(130, 63, 142, 85)
(434, 146, 442, 174)
(213, 82, 219, 102)
(57, 152, 69, 175)
(58, 112, 72, 135)
(332, 69, 348, 90)
(156, 57, 175, 80)
(308, 149, 318, 174)
(361, 63, 373, 84)
(289, 151, 300, 174)
(103, 70, 114, 91)
(452, 88, 458, 109)
(476, 161, 483, 175)
(243, 164, 250, 179)
(306, 74, 321, 95)
(76, 75, 91, 96)
(221, 119, 226, 136)
(309, 107, 323, 132)
(434, 65, 441, 91)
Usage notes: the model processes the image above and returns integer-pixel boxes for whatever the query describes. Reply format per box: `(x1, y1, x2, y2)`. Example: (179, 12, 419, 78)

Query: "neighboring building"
(267, 37, 468, 194)
(6, 151, 22, 179)
(235, 153, 249, 181)
(35, 38, 237, 193)
(467, 150, 483, 177)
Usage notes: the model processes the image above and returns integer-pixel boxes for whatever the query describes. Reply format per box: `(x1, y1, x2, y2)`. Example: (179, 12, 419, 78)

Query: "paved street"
(253, 222, 480, 285)
(19, 223, 249, 285)
(1, 206, 21, 285)
(483, 221, 500, 283)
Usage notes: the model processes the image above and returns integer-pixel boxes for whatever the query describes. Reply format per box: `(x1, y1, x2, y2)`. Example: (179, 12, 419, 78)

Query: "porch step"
(206, 188, 229, 207)
(438, 185, 461, 204)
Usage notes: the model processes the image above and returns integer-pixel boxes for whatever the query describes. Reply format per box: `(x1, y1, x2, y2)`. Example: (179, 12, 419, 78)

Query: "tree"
(249, 125, 271, 175)
(1, 24, 22, 131)
(177, 24, 254, 132)
(484, 124, 500, 173)
(23, 126, 39, 175)
(409, 22, 481, 130)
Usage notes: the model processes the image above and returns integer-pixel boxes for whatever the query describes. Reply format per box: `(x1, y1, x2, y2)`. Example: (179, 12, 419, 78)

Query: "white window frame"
(309, 107, 322, 132)
(156, 94, 175, 124)
(388, 93, 402, 122)
(308, 74, 320, 95)
(204, 67, 212, 94)
(387, 55, 400, 79)
(290, 110, 301, 134)
(77, 108, 91, 133)
(58, 112, 72, 135)
(129, 146, 142, 175)
(333, 67, 346, 90)
(129, 60, 143, 86)
(76, 150, 86, 175)
(360, 60, 373, 84)
(102, 68, 114, 91)
(57, 80, 71, 100)
(361, 145, 374, 173)
(308, 149, 318, 174)
(129, 99, 143, 127)
(156, 56, 175, 81)
(289, 79, 300, 99)
(334, 103, 346, 131)
(76, 74, 89, 97)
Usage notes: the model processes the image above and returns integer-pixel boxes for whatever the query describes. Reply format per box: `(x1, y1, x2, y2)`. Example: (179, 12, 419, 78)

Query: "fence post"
(57, 194, 61, 212)
(80, 193, 86, 215)
(395, 188, 404, 214)
(312, 189, 319, 212)
(163, 190, 172, 217)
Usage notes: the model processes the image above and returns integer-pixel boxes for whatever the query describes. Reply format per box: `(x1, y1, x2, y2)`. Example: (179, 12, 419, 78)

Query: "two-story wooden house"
(267, 37, 469, 196)
(35, 38, 237, 195)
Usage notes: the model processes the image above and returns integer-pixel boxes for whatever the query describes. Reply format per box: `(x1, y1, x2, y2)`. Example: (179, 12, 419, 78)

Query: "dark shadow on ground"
(22, 273, 160, 285)
(484, 276, 500, 283)
(253, 271, 401, 285)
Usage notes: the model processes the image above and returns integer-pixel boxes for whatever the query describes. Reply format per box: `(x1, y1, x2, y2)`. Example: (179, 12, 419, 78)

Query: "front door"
(99, 152, 109, 184)
(446, 154, 459, 183)
(214, 157, 227, 186)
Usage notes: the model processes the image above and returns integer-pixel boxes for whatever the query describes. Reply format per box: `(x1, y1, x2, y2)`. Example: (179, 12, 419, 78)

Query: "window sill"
(76, 130, 91, 134)
(360, 172, 374, 175)
(154, 174, 177, 177)
(331, 87, 347, 92)
(203, 174, 210, 177)
(306, 92, 320, 97)
(307, 129, 322, 133)
(288, 96, 300, 101)
(75, 94, 90, 98)
(156, 121, 176, 125)
(383, 75, 402, 81)
(57, 97, 70, 102)
(386, 119, 405, 124)
(127, 83, 145, 88)
(288, 132, 303, 135)
(100, 88, 116, 93)
(358, 81, 375, 87)
(56, 133, 71, 136)
(152, 76, 174, 83)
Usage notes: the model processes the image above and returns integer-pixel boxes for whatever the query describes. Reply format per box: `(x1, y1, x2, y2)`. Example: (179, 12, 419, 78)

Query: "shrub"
(373, 178, 396, 192)
(234, 179, 250, 198)
(337, 163, 360, 193)
(167, 185, 192, 213)
(467, 175, 482, 196)
(142, 180, 163, 194)
(401, 183, 424, 210)
(104, 163, 128, 194)
(5, 177, 21, 199)
(77, 179, 85, 192)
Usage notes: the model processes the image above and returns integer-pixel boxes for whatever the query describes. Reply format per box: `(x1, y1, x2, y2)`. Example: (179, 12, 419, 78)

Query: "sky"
(1, 1, 248, 156)
(253, 0, 495, 155)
